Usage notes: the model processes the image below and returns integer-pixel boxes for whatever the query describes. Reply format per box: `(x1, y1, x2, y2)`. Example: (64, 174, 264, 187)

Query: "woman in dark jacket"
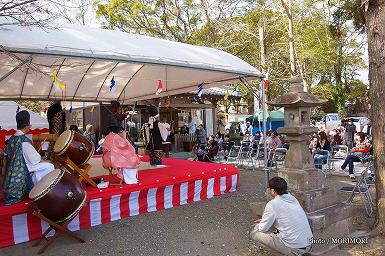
(313, 131, 331, 169)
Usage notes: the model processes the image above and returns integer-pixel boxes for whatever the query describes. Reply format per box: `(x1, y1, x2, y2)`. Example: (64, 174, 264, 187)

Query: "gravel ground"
(1, 164, 384, 256)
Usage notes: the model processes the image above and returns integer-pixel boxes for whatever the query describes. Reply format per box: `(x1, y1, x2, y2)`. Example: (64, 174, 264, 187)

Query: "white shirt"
(15, 130, 41, 171)
(187, 120, 196, 134)
(255, 193, 313, 248)
(158, 122, 170, 142)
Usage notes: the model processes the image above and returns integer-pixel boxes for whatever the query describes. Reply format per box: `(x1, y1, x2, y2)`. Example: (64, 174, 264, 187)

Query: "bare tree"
(0, 0, 95, 27)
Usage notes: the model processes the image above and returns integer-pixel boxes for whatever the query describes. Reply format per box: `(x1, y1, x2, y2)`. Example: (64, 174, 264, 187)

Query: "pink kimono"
(102, 132, 140, 184)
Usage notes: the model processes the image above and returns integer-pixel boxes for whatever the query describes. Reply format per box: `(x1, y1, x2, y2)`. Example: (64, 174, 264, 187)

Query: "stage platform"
(0, 156, 239, 248)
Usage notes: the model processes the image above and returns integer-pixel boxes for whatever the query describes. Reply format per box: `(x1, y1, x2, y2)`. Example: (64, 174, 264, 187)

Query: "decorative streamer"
(264, 72, 269, 90)
(224, 90, 230, 101)
(69, 106, 73, 113)
(232, 84, 238, 93)
(197, 83, 204, 97)
(52, 69, 65, 89)
(156, 80, 163, 95)
(57, 81, 65, 89)
(90, 106, 95, 113)
(110, 76, 116, 92)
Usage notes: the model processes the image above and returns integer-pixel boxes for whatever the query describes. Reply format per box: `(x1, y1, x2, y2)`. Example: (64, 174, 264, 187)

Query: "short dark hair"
(269, 177, 288, 195)
(356, 132, 366, 141)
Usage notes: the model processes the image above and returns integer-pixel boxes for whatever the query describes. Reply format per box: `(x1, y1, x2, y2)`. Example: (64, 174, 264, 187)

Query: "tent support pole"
(239, 77, 269, 196)
(0, 56, 32, 83)
(260, 80, 269, 200)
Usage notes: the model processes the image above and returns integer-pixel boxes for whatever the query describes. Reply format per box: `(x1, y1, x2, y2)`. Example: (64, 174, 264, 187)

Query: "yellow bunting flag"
(90, 106, 95, 113)
(57, 81, 65, 89)
(224, 90, 230, 101)
(52, 70, 57, 82)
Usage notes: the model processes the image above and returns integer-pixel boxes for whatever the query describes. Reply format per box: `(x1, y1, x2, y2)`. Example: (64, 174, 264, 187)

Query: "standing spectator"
(344, 118, 356, 149)
(243, 121, 253, 136)
(46, 101, 66, 158)
(313, 131, 331, 169)
(341, 132, 370, 178)
(187, 116, 197, 135)
(250, 177, 313, 255)
(362, 118, 373, 154)
(47, 101, 66, 135)
(110, 101, 128, 130)
(196, 124, 207, 144)
(362, 118, 372, 138)
(83, 124, 97, 148)
(217, 116, 226, 135)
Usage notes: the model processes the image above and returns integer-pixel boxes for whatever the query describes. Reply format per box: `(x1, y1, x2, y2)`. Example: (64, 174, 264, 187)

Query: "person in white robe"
(15, 130, 55, 185)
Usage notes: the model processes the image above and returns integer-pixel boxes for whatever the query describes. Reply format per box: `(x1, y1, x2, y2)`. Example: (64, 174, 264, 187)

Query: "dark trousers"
(341, 155, 361, 174)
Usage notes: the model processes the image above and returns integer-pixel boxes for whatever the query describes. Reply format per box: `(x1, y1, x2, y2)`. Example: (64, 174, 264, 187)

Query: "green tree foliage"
(16, 101, 47, 114)
(94, 0, 367, 116)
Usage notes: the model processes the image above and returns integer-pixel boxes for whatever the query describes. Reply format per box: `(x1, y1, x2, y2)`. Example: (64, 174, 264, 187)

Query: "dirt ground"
(0, 163, 384, 256)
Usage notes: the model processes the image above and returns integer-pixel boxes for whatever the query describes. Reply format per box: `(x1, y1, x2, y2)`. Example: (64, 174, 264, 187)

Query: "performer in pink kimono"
(102, 126, 140, 184)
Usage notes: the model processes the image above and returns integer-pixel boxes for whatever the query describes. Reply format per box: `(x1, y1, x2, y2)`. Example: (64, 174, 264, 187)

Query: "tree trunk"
(287, 0, 297, 77)
(367, 0, 385, 233)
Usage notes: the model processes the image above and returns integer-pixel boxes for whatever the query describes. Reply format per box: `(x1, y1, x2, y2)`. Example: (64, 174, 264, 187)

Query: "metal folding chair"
(254, 146, 271, 168)
(226, 145, 241, 165)
(340, 164, 375, 216)
(272, 148, 287, 170)
(237, 146, 253, 166)
(330, 145, 349, 171)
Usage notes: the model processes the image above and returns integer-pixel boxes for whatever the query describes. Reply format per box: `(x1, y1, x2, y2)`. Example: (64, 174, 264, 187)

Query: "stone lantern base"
(278, 169, 354, 254)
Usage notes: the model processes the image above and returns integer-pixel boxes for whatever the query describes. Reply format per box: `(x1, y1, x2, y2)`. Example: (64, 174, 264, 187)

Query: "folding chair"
(226, 145, 241, 165)
(312, 150, 331, 175)
(254, 146, 271, 168)
(330, 145, 349, 171)
(340, 164, 375, 216)
(237, 146, 253, 166)
(272, 148, 287, 170)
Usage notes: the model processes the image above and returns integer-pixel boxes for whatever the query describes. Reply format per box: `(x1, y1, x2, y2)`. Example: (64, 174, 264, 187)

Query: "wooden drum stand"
(31, 210, 85, 254)
(32, 134, 97, 188)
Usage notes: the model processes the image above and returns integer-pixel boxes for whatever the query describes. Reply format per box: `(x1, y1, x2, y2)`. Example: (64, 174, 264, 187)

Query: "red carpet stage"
(0, 157, 239, 248)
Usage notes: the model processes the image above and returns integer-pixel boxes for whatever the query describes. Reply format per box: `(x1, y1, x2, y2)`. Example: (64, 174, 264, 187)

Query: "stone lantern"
(268, 77, 354, 254)
(269, 77, 324, 171)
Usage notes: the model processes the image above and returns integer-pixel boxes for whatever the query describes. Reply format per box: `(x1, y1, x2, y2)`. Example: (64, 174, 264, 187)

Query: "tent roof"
(0, 21, 263, 103)
(0, 101, 48, 130)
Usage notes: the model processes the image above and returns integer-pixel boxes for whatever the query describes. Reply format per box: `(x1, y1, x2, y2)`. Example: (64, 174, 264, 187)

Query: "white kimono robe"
(15, 130, 54, 185)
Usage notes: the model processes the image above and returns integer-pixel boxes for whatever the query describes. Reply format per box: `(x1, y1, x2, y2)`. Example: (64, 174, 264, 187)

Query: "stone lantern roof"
(268, 77, 326, 107)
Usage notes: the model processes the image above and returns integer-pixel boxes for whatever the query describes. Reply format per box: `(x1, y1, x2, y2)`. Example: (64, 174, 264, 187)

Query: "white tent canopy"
(0, 101, 48, 130)
(0, 21, 263, 103)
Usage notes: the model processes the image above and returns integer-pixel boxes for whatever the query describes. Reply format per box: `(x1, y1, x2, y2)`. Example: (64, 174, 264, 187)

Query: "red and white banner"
(0, 173, 238, 248)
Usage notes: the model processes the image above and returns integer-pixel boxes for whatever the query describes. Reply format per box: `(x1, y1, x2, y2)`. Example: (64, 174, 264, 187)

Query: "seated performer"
(3, 111, 54, 205)
(102, 126, 141, 184)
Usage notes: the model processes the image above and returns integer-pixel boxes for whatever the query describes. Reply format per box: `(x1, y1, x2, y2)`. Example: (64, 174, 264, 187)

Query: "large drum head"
(54, 130, 74, 155)
(29, 169, 64, 200)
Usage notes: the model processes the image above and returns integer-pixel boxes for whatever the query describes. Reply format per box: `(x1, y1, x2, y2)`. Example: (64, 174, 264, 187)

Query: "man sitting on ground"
(3, 111, 54, 205)
(250, 177, 313, 255)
